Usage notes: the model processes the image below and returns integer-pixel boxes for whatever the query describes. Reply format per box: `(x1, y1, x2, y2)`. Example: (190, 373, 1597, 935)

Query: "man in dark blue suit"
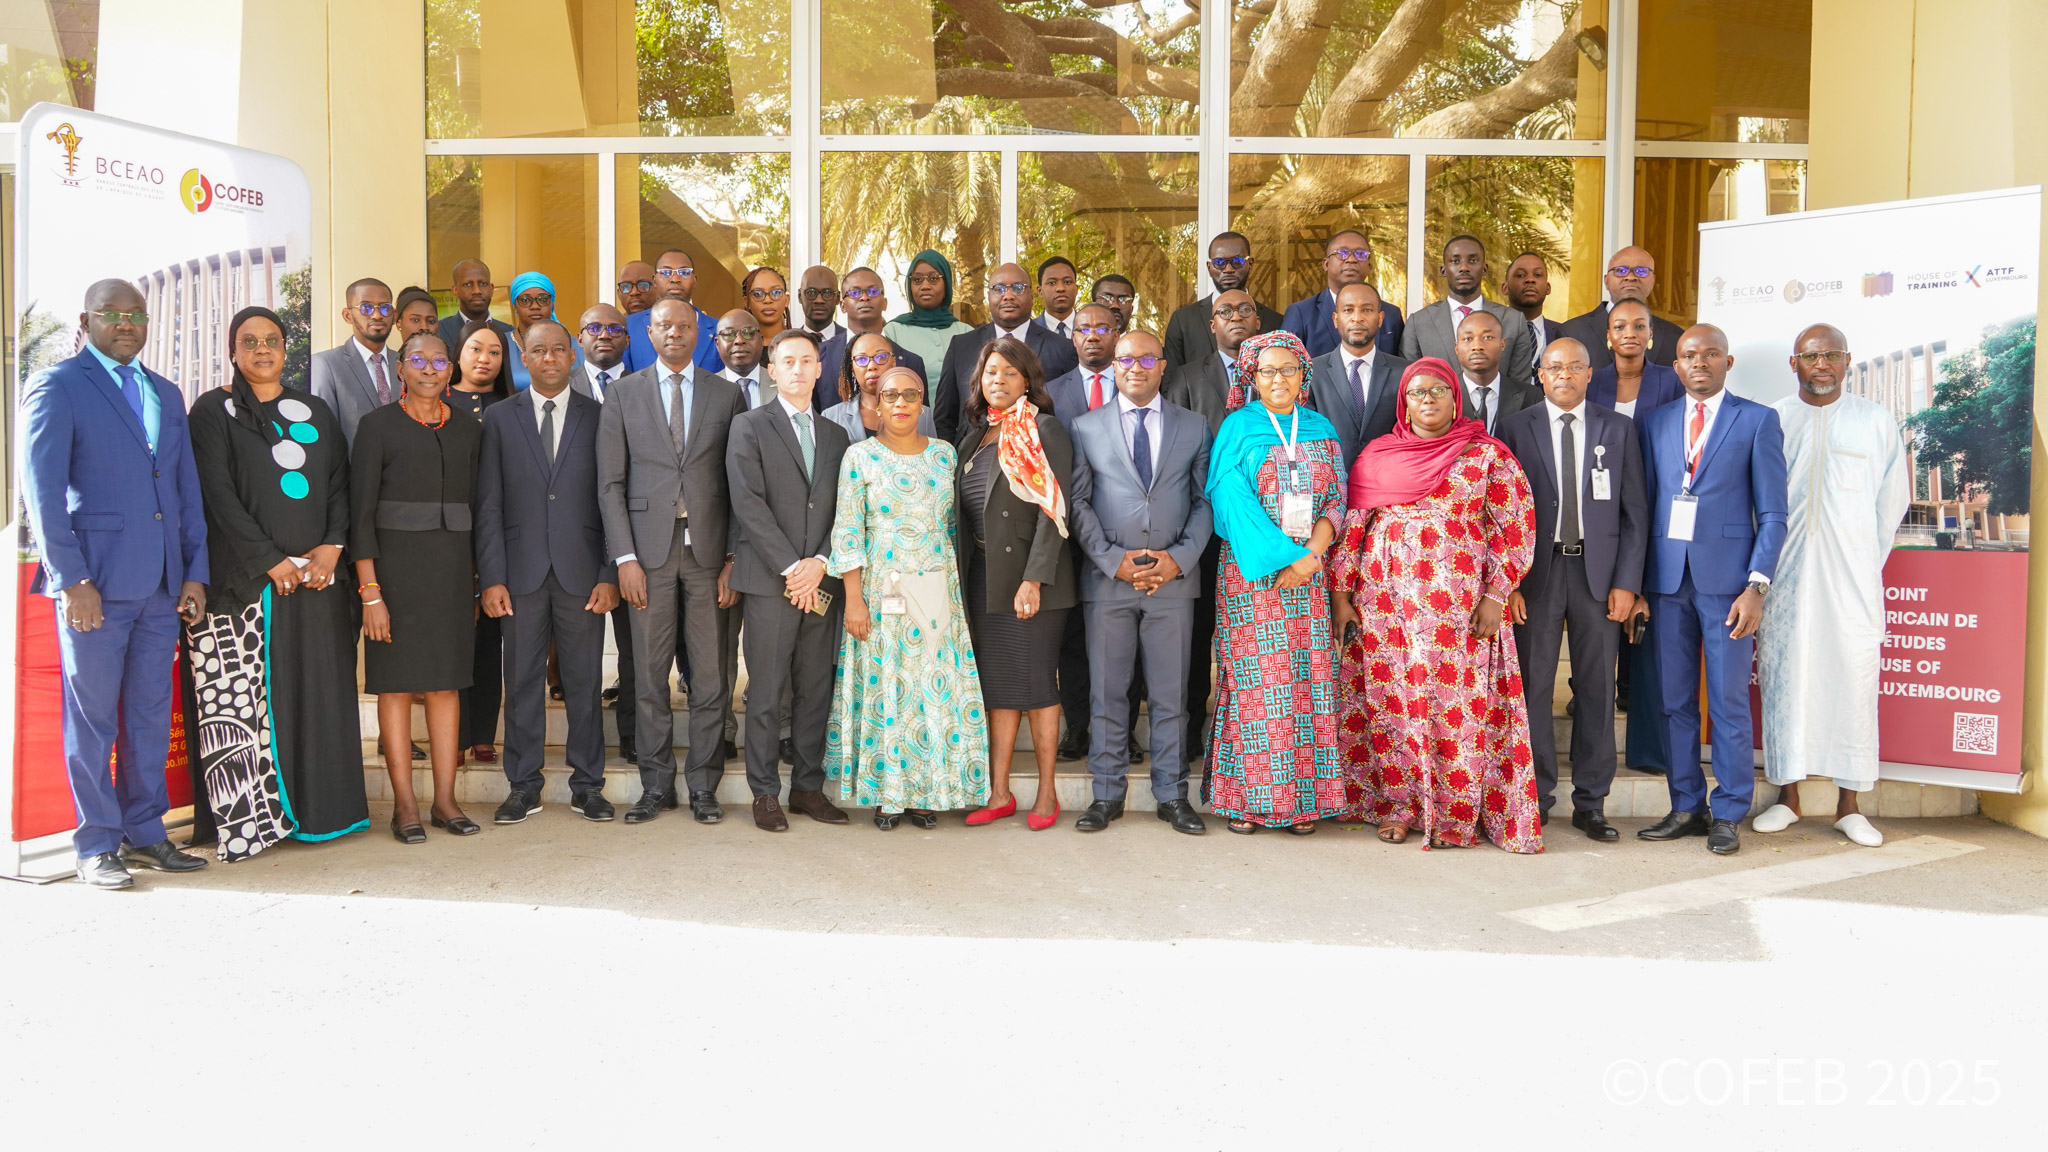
(624, 248, 724, 375)
(1498, 339, 1649, 841)
(1634, 324, 1788, 856)
(1280, 229, 1405, 359)
(476, 320, 622, 825)
(932, 261, 1079, 443)
(18, 280, 211, 888)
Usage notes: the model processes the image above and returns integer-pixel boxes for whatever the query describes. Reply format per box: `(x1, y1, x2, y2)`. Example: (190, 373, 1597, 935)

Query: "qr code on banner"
(1953, 713, 1999, 756)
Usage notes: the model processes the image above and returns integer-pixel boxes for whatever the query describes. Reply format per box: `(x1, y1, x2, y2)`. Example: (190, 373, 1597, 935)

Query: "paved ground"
(6, 802, 2045, 1147)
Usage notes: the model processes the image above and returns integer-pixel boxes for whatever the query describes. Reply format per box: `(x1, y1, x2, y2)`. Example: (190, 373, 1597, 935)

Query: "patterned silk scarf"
(991, 398, 1069, 538)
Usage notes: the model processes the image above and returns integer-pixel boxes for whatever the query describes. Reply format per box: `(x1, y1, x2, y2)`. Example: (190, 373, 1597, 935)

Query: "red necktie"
(1687, 400, 1707, 479)
(1089, 373, 1104, 409)
(1457, 304, 1473, 322)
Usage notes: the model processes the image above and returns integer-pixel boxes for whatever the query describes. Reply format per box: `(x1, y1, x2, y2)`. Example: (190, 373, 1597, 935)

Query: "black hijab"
(226, 305, 289, 440)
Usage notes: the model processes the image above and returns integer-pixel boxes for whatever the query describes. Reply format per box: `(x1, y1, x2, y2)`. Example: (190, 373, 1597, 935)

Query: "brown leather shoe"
(753, 794, 789, 832)
(787, 789, 850, 825)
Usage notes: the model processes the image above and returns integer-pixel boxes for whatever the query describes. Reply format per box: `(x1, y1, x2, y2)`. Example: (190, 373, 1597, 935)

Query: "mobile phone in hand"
(1134, 555, 1157, 567)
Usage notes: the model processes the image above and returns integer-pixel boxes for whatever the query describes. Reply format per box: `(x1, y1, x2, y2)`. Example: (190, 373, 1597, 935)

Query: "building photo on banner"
(1697, 187, 2041, 793)
(5, 103, 312, 880)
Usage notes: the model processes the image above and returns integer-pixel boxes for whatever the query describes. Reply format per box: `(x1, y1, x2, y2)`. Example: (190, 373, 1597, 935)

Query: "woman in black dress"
(954, 336, 1077, 831)
(352, 332, 484, 842)
(447, 318, 513, 764)
(186, 306, 369, 860)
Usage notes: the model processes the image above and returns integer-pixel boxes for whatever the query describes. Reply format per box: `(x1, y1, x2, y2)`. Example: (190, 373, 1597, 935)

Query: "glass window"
(1423, 155, 1603, 319)
(1229, 154, 1410, 317)
(427, 154, 598, 323)
(821, 150, 999, 326)
(619, 154, 790, 317)
(819, 0, 1197, 135)
(1637, 0, 1811, 144)
(1018, 152, 1197, 336)
(426, 0, 790, 138)
(0, 0, 97, 117)
(1634, 158, 1806, 325)
(1230, 0, 1604, 141)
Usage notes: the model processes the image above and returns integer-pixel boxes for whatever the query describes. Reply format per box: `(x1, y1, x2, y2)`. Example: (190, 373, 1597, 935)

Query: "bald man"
(1557, 245, 1685, 371)
(932, 261, 1080, 442)
(437, 258, 516, 357)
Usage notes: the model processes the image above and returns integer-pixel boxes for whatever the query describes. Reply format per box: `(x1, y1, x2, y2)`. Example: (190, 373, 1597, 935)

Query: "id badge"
(1590, 468, 1612, 501)
(880, 594, 907, 615)
(1668, 493, 1699, 542)
(1280, 493, 1313, 541)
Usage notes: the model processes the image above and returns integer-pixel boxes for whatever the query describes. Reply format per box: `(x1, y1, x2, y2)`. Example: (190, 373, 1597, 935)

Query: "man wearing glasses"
(436, 258, 516, 356)
(19, 280, 211, 887)
(1281, 229, 1406, 360)
(1496, 339, 1648, 841)
(1558, 245, 1684, 372)
(624, 248, 725, 376)
(816, 266, 928, 411)
(615, 260, 658, 316)
(312, 277, 404, 447)
(933, 261, 1079, 442)
(1164, 232, 1284, 373)
(1091, 275, 1137, 334)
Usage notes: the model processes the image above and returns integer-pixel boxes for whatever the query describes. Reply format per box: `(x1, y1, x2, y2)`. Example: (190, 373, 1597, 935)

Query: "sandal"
(1376, 823, 1410, 844)
(1428, 835, 1464, 849)
(906, 809, 939, 829)
(1288, 821, 1318, 836)
(1227, 820, 1257, 835)
(874, 809, 902, 831)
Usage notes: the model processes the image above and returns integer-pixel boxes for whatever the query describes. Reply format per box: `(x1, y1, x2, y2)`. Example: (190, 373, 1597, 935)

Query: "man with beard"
(1303, 280, 1410, 468)
(1282, 229, 1406, 359)
(1400, 234, 1536, 391)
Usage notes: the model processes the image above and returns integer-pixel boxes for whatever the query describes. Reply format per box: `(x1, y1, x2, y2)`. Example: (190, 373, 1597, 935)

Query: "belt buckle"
(1557, 543, 1583, 556)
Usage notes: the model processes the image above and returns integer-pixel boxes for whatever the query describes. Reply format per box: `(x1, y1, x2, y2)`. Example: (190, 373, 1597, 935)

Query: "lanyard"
(1264, 404, 1301, 462)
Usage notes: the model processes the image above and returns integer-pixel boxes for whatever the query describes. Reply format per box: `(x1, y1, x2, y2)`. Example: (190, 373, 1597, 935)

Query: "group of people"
(19, 226, 1909, 890)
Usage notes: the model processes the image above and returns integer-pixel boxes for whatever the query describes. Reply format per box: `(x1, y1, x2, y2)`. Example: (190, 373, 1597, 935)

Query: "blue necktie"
(1132, 407, 1153, 490)
(113, 363, 147, 429)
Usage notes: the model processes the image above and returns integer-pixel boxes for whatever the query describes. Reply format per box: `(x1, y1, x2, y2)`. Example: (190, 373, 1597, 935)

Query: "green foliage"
(17, 305, 71, 383)
(637, 0, 738, 127)
(1906, 316, 2036, 517)
(278, 265, 315, 392)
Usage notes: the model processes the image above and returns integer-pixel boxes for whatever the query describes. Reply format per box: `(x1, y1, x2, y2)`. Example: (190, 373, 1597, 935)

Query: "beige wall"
(1811, 0, 2048, 836)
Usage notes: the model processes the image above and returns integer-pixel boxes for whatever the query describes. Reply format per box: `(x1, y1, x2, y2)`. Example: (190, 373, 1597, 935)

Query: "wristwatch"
(1746, 580, 1769, 598)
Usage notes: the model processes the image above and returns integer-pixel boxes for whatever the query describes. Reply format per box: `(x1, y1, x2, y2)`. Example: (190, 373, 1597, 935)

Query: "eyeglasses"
(842, 285, 884, 300)
(514, 292, 552, 308)
(852, 351, 896, 368)
(878, 389, 922, 404)
(1540, 362, 1591, 375)
(747, 287, 785, 301)
(717, 326, 762, 341)
(989, 282, 1031, 297)
(1795, 350, 1851, 366)
(91, 309, 148, 326)
(1074, 324, 1116, 337)
(616, 279, 653, 294)
(355, 302, 394, 318)
(1609, 265, 1654, 279)
(1209, 256, 1248, 269)
(656, 266, 694, 278)
(1115, 355, 1163, 370)
(799, 287, 839, 301)
(1095, 291, 1134, 305)
(1253, 365, 1302, 381)
(1327, 247, 1370, 262)
(1212, 303, 1257, 320)
(582, 323, 627, 338)
(237, 335, 283, 351)
(1406, 385, 1453, 400)
(405, 354, 452, 372)
(908, 273, 946, 288)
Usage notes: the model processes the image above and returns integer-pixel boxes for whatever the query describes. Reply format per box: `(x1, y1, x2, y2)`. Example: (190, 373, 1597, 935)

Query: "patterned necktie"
(794, 411, 815, 482)
(1558, 412, 1580, 544)
(1131, 407, 1153, 490)
(1458, 304, 1473, 323)
(1089, 372, 1105, 410)
(741, 377, 756, 407)
(1225, 362, 1247, 411)
(1688, 400, 1707, 480)
(368, 351, 392, 405)
(541, 399, 558, 470)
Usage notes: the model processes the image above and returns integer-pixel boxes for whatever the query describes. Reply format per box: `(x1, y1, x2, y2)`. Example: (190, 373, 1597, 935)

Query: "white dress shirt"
(1339, 345, 1376, 412)
(724, 365, 772, 408)
(777, 394, 827, 575)
(1675, 387, 1771, 586)
(1039, 312, 1073, 339)
(354, 337, 394, 401)
(1116, 391, 1164, 478)
(1526, 314, 1551, 368)
(530, 386, 570, 460)
(582, 359, 622, 402)
(1463, 371, 1503, 432)
(1543, 398, 1586, 543)
(1079, 364, 1114, 410)
(994, 321, 1032, 343)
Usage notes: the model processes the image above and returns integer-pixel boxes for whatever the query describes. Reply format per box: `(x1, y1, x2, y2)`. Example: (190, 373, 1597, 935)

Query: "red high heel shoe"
(965, 795, 1018, 826)
(1025, 799, 1061, 831)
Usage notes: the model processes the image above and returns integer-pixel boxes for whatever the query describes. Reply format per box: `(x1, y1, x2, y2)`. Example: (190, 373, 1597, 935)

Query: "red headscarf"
(1348, 357, 1510, 509)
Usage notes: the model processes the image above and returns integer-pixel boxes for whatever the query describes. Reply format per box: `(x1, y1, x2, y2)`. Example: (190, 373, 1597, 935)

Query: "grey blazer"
(596, 363, 746, 573)
(1066, 400, 1213, 602)
(309, 341, 401, 448)
(724, 401, 850, 599)
(1303, 347, 1411, 470)
(474, 388, 615, 598)
(1399, 297, 1536, 391)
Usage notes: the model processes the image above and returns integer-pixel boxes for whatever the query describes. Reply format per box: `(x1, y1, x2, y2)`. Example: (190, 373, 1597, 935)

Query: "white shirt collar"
(584, 358, 621, 386)
(994, 321, 1031, 341)
(1340, 344, 1375, 372)
(1463, 370, 1502, 392)
(776, 394, 809, 420)
(1689, 389, 1727, 420)
(1116, 390, 1161, 417)
(1543, 397, 1585, 423)
(353, 337, 388, 365)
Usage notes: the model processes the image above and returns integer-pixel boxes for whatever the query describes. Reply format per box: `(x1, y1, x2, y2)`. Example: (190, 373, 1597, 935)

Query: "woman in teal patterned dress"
(824, 367, 991, 829)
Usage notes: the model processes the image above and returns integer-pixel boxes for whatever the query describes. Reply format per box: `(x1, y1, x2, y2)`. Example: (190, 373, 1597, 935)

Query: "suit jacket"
(954, 413, 1079, 612)
(1558, 302, 1684, 372)
(815, 331, 928, 413)
(623, 303, 725, 376)
(475, 387, 615, 598)
(1641, 391, 1789, 596)
(1588, 360, 1685, 419)
(933, 322, 1080, 445)
(1065, 401, 1213, 602)
(724, 400, 850, 598)
(1162, 350, 1234, 434)
(1302, 347, 1411, 470)
(1460, 371, 1540, 436)
(597, 363, 747, 573)
(1401, 297, 1536, 391)
(1163, 294, 1285, 373)
(1044, 364, 1119, 438)
(1496, 400, 1649, 604)
(436, 314, 516, 364)
(18, 351, 209, 600)
(1280, 290, 1405, 360)
(310, 340, 402, 447)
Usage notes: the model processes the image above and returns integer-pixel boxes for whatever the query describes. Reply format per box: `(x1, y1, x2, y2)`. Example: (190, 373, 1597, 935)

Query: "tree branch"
(1232, 0, 1348, 139)
(1315, 0, 1466, 138)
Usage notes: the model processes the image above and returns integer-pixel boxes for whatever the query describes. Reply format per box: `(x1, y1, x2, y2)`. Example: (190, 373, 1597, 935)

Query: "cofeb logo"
(179, 168, 265, 214)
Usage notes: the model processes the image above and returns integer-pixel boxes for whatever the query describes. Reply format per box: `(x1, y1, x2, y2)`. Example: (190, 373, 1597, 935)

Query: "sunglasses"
(842, 285, 884, 300)
(1209, 256, 1248, 269)
(355, 302, 395, 318)
(1327, 246, 1370, 262)
(1074, 324, 1116, 337)
(92, 309, 148, 326)
(583, 323, 628, 338)
(616, 278, 654, 294)
(1114, 355, 1163, 370)
(1609, 265, 1654, 278)
(852, 351, 896, 368)
(717, 326, 762, 341)
(1095, 291, 1134, 305)
(989, 282, 1031, 297)
(514, 292, 553, 307)
(1795, 350, 1851, 366)
(657, 266, 695, 278)
(748, 287, 785, 301)
(237, 334, 283, 351)
(406, 354, 452, 372)
(878, 388, 922, 404)
(1212, 303, 1257, 320)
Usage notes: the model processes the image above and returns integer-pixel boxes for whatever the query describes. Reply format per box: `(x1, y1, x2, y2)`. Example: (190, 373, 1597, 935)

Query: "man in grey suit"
(476, 321, 622, 825)
(309, 277, 402, 447)
(725, 328, 852, 832)
(1400, 235, 1536, 391)
(1066, 330, 1213, 836)
(1499, 339, 1649, 841)
(1453, 310, 1538, 436)
(1304, 281, 1410, 468)
(598, 298, 747, 825)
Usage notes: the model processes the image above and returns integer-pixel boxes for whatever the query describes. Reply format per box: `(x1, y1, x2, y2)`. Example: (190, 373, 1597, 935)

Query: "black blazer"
(1587, 360, 1685, 420)
(934, 323, 1080, 445)
(1162, 350, 1233, 434)
(954, 412, 1078, 613)
(1162, 294, 1284, 373)
(475, 387, 615, 598)
(1303, 347, 1411, 470)
(1558, 302, 1685, 372)
(815, 330, 928, 413)
(1460, 371, 1540, 436)
(724, 400, 851, 598)
(1496, 399, 1649, 604)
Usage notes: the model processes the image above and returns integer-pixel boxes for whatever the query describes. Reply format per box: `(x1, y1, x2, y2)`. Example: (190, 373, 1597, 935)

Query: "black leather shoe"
(390, 817, 426, 844)
(1638, 810, 1712, 841)
(1128, 736, 1146, 764)
(430, 811, 481, 836)
(494, 790, 541, 825)
(618, 738, 638, 765)
(1056, 738, 1088, 762)
(76, 852, 133, 889)
(1708, 819, 1741, 855)
(1539, 811, 1552, 827)
(780, 737, 796, 765)
(572, 792, 616, 822)
(602, 683, 621, 703)
(905, 809, 939, 829)
(123, 840, 208, 872)
(721, 738, 739, 762)
(625, 791, 664, 823)
(1157, 799, 1206, 835)
(1074, 799, 1125, 832)
(410, 741, 427, 761)
(1631, 764, 1668, 777)
(690, 790, 723, 824)
(1572, 810, 1620, 841)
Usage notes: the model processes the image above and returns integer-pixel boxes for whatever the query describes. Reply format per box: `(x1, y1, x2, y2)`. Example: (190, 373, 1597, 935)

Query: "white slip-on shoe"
(1753, 803, 1799, 834)
(1834, 813, 1884, 847)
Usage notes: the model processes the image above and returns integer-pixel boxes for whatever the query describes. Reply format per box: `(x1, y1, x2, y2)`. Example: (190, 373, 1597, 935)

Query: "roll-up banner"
(6, 104, 311, 879)
(1697, 187, 2040, 793)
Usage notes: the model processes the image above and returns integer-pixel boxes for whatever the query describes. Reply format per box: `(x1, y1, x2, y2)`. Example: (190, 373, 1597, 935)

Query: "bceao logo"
(1709, 276, 1726, 306)
(180, 167, 266, 214)
(181, 168, 214, 213)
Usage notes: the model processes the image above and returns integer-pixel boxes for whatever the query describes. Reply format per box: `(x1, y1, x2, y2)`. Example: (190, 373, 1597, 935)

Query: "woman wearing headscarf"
(1330, 356, 1542, 852)
(955, 336, 1076, 831)
(185, 306, 368, 860)
(446, 319, 514, 763)
(394, 286, 441, 344)
(741, 266, 791, 344)
(823, 330, 936, 442)
(1204, 331, 1349, 834)
(883, 248, 974, 376)
(504, 270, 581, 391)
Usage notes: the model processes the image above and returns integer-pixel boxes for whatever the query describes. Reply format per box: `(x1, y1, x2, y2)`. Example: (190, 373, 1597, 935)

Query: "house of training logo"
(1862, 272, 1894, 297)
(180, 167, 266, 214)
